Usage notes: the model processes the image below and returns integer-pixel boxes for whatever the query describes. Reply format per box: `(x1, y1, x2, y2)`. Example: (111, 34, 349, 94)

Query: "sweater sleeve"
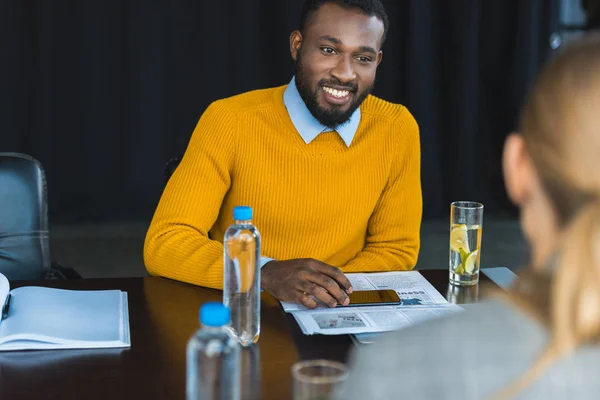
(143, 100, 235, 289)
(342, 107, 422, 272)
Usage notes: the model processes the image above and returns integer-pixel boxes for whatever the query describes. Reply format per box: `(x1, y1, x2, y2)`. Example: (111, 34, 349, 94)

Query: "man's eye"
(321, 47, 336, 54)
(357, 56, 372, 63)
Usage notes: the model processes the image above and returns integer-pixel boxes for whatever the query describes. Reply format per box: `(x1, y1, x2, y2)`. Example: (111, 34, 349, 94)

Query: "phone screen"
(346, 290, 401, 306)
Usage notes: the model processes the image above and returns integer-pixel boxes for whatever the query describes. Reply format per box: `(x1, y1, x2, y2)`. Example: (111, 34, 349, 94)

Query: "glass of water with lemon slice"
(449, 201, 483, 286)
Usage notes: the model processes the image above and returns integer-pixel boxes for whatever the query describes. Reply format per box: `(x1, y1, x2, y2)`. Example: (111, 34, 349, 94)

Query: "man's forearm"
(144, 225, 225, 289)
(143, 100, 237, 289)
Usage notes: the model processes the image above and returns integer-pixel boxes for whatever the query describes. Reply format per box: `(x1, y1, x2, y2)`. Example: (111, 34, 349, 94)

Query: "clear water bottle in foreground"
(223, 205, 261, 347)
(186, 302, 240, 400)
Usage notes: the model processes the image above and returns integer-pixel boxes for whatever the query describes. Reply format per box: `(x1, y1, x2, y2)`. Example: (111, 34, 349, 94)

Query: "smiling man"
(144, 0, 422, 309)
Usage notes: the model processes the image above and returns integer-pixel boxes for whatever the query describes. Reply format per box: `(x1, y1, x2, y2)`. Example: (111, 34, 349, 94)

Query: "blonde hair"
(494, 33, 600, 398)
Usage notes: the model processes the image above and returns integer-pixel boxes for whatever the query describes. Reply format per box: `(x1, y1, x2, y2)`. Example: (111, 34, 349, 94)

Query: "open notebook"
(0, 272, 130, 351)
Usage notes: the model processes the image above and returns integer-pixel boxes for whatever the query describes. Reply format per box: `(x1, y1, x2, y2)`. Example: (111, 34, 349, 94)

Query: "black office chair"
(0, 153, 81, 280)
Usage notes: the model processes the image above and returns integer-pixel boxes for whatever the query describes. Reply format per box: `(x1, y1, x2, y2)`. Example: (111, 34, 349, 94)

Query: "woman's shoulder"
(341, 299, 600, 399)
(382, 299, 546, 350)
(339, 299, 548, 400)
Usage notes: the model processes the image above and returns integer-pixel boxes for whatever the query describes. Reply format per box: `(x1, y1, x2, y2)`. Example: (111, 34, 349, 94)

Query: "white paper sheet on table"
(280, 271, 464, 335)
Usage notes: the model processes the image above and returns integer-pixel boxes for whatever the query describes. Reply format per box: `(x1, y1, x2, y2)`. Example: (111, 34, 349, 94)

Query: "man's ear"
(376, 50, 383, 66)
(503, 133, 534, 206)
(290, 30, 303, 61)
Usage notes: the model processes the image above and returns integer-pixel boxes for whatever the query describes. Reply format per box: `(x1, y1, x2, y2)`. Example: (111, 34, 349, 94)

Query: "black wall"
(0, 0, 559, 223)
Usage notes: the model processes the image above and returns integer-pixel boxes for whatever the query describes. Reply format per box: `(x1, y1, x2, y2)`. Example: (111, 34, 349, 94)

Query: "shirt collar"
(283, 76, 360, 147)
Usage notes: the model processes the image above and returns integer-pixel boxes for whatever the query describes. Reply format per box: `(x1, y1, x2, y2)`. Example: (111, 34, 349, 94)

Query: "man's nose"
(330, 55, 356, 84)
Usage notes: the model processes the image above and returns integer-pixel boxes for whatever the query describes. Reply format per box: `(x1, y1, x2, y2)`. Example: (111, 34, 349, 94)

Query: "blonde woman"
(339, 33, 600, 399)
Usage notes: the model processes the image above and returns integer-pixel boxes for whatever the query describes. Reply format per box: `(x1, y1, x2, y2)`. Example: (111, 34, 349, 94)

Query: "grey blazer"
(339, 299, 600, 399)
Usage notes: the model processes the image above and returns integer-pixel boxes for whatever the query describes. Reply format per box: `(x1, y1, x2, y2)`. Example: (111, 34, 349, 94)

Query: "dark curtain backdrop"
(1, 0, 559, 223)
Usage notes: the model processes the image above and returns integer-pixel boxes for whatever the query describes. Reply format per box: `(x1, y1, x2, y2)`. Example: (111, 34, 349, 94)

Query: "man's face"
(291, 3, 384, 129)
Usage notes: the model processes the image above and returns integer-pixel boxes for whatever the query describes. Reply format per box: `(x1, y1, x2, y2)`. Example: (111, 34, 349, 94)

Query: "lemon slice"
(450, 224, 470, 253)
(464, 250, 478, 274)
(455, 248, 469, 274)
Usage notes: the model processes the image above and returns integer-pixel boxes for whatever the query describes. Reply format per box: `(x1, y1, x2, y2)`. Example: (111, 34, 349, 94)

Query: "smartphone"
(346, 289, 401, 307)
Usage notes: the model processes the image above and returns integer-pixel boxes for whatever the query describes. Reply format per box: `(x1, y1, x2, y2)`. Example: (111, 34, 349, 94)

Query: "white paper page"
(0, 293, 130, 351)
(0, 273, 9, 307)
(120, 292, 131, 347)
(0, 287, 126, 347)
(0, 340, 128, 351)
(291, 303, 463, 335)
(364, 271, 448, 304)
(281, 271, 447, 312)
(345, 274, 378, 291)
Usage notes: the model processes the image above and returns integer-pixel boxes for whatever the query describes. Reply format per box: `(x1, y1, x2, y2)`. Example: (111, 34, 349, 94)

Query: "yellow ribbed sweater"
(144, 85, 422, 289)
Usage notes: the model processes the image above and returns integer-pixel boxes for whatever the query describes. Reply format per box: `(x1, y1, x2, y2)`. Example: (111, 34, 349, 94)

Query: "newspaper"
(281, 271, 463, 335)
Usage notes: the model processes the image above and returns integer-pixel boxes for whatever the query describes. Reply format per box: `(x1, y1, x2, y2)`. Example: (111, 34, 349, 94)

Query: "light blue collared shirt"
(282, 76, 361, 147)
(259, 77, 362, 271)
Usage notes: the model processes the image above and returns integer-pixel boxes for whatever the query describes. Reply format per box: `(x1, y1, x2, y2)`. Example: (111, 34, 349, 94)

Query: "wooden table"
(0, 270, 492, 399)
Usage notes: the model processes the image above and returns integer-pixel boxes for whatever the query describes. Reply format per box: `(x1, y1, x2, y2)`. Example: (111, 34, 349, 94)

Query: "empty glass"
(292, 359, 348, 400)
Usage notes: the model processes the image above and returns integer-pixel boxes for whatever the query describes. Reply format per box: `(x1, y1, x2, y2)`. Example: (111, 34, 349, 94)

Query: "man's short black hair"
(299, 0, 389, 47)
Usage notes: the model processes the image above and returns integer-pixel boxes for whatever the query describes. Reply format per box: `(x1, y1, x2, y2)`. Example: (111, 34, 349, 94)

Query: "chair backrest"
(0, 153, 50, 280)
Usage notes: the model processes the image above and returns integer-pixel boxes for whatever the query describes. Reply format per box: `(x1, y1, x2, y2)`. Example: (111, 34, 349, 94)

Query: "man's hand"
(261, 259, 353, 309)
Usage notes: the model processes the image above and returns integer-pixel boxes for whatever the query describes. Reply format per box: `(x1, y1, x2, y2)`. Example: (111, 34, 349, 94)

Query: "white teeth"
(323, 86, 350, 98)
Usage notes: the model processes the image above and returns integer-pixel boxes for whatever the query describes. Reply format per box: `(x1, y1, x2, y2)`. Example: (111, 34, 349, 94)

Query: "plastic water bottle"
(223, 205, 261, 346)
(186, 302, 240, 400)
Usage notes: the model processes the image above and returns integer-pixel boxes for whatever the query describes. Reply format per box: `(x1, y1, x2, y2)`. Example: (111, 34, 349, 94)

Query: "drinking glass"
(446, 283, 480, 304)
(292, 359, 348, 400)
(449, 201, 483, 286)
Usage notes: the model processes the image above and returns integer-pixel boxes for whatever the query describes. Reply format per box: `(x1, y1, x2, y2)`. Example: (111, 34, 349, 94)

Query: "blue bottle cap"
(233, 206, 252, 221)
(200, 302, 230, 327)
